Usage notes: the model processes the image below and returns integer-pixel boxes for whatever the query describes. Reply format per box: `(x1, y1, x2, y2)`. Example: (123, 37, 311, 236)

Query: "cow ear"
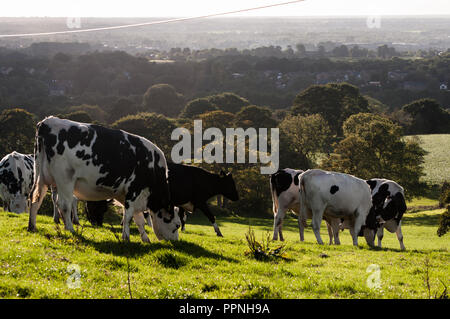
(220, 170, 226, 177)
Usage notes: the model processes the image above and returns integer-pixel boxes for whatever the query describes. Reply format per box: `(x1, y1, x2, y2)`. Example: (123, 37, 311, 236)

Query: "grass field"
(410, 134, 450, 185)
(0, 208, 448, 299)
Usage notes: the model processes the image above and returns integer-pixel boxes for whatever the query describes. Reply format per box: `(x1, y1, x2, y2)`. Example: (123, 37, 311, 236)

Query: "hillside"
(0, 209, 448, 299)
(411, 134, 450, 185)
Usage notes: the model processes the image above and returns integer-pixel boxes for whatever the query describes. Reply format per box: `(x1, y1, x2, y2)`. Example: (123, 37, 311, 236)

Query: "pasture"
(412, 134, 450, 185)
(0, 205, 448, 299)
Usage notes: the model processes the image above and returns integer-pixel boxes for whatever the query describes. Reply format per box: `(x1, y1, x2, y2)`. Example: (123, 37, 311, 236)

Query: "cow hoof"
(27, 226, 37, 232)
(216, 232, 223, 237)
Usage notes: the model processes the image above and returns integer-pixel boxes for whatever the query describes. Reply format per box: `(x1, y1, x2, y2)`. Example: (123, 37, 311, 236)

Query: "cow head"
(219, 170, 239, 201)
(149, 206, 181, 241)
(9, 193, 28, 214)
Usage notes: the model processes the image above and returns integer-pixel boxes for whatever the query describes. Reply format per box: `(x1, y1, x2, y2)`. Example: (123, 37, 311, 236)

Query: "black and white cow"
(366, 178, 407, 250)
(0, 152, 34, 213)
(298, 169, 375, 247)
(270, 168, 344, 244)
(28, 116, 180, 242)
(167, 162, 239, 237)
(0, 151, 79, 222)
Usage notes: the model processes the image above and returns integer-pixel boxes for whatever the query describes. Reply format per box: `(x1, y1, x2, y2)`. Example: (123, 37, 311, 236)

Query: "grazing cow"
(366, 178, 407, 250)
(167, 162, 239, 237)
(298, 169, 375, 247)
(28, 116, 180, 242)
(0, 152, 34, 213)
(270, 168, 344, 244)
(0, 152, 79, 222)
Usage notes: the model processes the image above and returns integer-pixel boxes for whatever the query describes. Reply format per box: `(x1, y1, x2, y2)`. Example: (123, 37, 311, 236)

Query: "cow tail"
(270, 174, 278, 214)
(30, 126, 45, 204)
(298, 174, 307, 224)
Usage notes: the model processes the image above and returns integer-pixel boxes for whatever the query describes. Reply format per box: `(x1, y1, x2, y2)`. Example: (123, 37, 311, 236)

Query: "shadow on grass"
(403, 213, 440, 227)
(65, 225, 237, 262)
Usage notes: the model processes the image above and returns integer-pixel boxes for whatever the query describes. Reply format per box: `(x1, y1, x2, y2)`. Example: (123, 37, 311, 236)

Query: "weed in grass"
(244, 227, 288, 261)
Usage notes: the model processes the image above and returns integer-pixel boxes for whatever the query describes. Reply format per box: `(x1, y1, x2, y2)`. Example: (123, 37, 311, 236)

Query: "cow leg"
(273, 207, 286, 241)
(197, 202, 222, 237)
(333, 219, 341, 245)
(178, 207, 186, 231)
(28, 178, 49, 232)
(51, 186, 60, 224)
(143, 211, 152, 227)
(122, 203, 134, 241)
(327, 218, 341, 245)
(355, 207, 375, 248)
(395, 223, 405, 251)
(325, 221, 333, 245)
(71, 197, 79, 225)
(377, 226, 384, 248)
(56, 192, 75, 233)
(133, 212, 150, 243)
(311, 208, 325, 245)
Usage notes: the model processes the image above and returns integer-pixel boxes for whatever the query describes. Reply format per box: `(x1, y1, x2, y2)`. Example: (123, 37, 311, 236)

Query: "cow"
(28, 116, 180, 242)
(0, 152, 35, 213)
(366, 178, 407, 250)
(297, 169, 375, 247)
(0, 151, 79, 223)
(167, 162, 239, 237)
(270, 168, 345, 244)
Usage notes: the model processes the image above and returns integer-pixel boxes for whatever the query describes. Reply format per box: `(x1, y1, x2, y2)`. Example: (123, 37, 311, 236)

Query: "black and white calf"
(167, 162, 239, 237)
(366, 178, 407, 250)
(298, 169, 375, 247)
(270, 168, 344, 244)
(28, 116, 180, 242)
(0, 152, 34, 213)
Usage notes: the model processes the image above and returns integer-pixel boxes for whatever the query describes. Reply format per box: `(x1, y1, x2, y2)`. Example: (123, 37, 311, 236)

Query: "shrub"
(439, 182, 450, 208)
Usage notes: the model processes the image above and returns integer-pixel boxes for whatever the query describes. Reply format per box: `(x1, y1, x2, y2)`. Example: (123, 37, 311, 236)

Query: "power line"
(0, 0, 305, 38)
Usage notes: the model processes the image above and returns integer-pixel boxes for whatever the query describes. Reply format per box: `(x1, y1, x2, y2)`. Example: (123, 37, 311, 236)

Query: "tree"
(57, 110, 92, 123)
(199, 110, 235, 131)
(291, 83, 370, 136)
(180, 97, 218, 118)
(208, 92, 250, 114)
(112, 112, 176, 158)
(279, 114, 332, 169)
(143, 83, 185, 117)
(108, 97, 142, 123)
(402, 98, 450, 134)
(322, 113, 427, 197)
(67, 104, 108, 124)
(233, 105, 277, 129)
(0, 108, 36, 157)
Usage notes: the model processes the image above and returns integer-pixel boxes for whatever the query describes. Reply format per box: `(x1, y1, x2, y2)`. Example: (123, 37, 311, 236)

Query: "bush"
(439, 182, 450, 208)
(437, 205, 449, 237)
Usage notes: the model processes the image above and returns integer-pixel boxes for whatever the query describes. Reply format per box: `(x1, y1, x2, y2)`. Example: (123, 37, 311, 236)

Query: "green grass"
(0, 208, 448, 299)
(409, 134, 450, 185)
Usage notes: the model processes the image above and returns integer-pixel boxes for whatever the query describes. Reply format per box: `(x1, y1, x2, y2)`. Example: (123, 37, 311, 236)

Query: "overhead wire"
(0, 0, 305, 38)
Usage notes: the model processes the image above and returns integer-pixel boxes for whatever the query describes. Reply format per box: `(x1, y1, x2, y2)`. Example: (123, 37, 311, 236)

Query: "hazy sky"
(1, 0, 450, 17)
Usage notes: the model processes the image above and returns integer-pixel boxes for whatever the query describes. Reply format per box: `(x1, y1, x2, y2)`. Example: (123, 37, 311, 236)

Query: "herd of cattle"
(0, 116, 407, 250)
